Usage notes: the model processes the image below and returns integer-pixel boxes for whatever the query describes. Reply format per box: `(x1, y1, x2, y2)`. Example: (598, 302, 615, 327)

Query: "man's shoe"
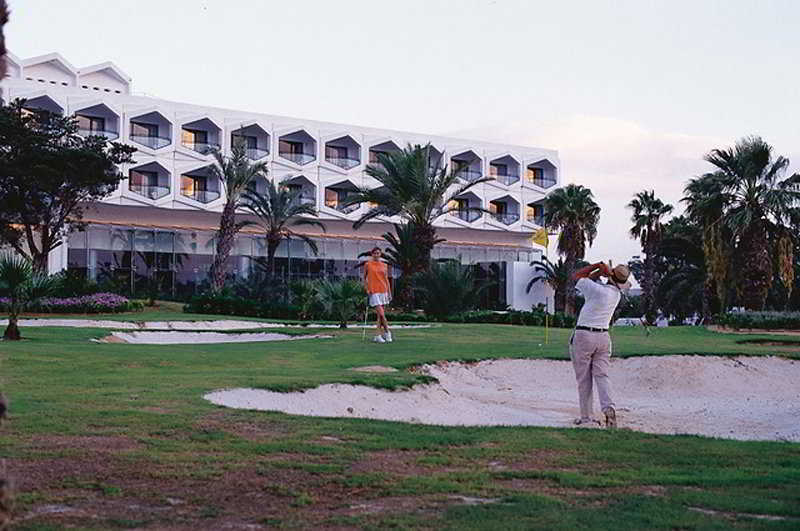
(603, 407, 617, 428)
(373, 335, 386, 343)
(573, 417, 601, 427)
(382, 331, 393, 343)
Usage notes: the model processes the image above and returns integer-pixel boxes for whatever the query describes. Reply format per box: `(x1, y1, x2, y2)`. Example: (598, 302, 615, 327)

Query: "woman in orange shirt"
(363, 246, 392, 343)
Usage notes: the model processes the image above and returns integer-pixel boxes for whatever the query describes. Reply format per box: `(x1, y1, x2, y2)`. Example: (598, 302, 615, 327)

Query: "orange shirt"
(364, 260, 390, 295)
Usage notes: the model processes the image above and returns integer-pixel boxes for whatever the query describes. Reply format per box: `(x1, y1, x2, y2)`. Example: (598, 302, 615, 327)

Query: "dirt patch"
(349, 366, 399, 373)
(348, 450, 430, 477)
(736, 339, 800, 350)
(98, 334, 127, 343)
(31, 435, 141, 454)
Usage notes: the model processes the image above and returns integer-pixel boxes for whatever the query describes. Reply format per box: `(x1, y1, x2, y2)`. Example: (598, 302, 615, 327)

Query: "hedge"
(716, 311, 800, 330)
(1, 293, 142, 314)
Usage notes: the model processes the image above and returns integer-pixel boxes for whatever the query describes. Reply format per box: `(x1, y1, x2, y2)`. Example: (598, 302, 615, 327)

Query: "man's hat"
(609, 264, 632, 290)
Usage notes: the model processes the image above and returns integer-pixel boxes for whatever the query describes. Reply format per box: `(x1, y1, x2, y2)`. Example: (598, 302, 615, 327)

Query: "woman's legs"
(375, 304, 389, 334)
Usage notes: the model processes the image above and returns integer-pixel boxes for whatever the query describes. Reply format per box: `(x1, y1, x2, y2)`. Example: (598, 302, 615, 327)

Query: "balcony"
(281, 152, 315, 165)
(493, 212, 520, 225)
(326, 156, 360, 170)
(291, 194, 316, 207)
(182, 189, 221, 204)
(332, 202, 360, 214)
(79, 128, 119, 140)
(526, 212, 546, 226)
(182, 140, 221, 155)
(130, 134, 171, 150)
(130, 183, 170, 200)
(246, 147, 270, 160)
(455, 168, 483, 182)
(526, 160, 558, 189)
(451, 210, 482, 223)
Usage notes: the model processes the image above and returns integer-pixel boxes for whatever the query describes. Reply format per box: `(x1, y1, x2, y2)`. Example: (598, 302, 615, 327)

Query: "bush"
(0, 292, 141, 314)
(183, 292, 298, 320)
(717, 311, 800, 330)
(444, 306, 576, 328)
(414, 260, 489, 320)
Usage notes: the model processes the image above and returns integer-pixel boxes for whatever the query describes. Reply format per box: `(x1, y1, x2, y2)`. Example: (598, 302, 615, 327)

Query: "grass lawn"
(1, 309, 799, 529)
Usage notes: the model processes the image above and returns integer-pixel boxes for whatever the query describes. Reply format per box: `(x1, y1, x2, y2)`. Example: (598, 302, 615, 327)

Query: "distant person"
(569, 261, 631, 428)
(363, 247, 392, 343)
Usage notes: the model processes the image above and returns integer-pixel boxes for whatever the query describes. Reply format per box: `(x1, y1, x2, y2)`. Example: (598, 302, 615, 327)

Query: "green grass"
(1, 309, 799, 529)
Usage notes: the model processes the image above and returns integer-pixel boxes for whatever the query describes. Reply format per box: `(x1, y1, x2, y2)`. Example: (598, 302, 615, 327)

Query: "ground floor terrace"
(52, 205, 547, 309)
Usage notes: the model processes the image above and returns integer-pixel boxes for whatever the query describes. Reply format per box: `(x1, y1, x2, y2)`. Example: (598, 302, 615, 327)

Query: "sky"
(6, 0, 800, 265)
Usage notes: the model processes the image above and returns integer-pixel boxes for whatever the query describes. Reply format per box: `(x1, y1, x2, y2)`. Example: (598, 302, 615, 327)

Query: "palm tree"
(0, 253, 61, 340)
(315, 278, 365, 328)
(208, 140, 269, 292)
(702, 136, 800, 310)
(344, 144, 493, 273)
(413, 260, 489, 320)
(543, 184, 601, 315)
(627, 190, 673, 323)
(526, 256, 587, 313)
(242, 179, 326, 279)
(655, 235, 707, 322)
(682, 173, 731, 316)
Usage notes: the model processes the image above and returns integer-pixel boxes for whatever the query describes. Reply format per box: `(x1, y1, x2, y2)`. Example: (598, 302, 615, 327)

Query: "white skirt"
(369, 292, 391, 307)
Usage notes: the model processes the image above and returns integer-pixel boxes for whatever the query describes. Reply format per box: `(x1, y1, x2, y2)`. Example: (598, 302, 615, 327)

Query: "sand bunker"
(4, 319, 430, 330)
(205, 356, 800, 442)
(100, 331, 332, 344)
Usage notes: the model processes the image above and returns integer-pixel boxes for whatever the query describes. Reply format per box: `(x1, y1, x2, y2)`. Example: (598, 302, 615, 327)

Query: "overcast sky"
(6, 0, 800, 265)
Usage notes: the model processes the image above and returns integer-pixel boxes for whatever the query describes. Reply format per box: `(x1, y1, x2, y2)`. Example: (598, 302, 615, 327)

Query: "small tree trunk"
(3, 315, 20, 341)
(31, 251, 48, 275)
(737, 221, 772, 310)
(643, 243, 656, 324)
(564, 255, 577, 316)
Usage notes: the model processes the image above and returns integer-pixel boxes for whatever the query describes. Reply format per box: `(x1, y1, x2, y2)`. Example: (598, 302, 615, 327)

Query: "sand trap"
(3, 319, 431, 330)
(100, 331, 332, 344)
(205, 356, 800, 442)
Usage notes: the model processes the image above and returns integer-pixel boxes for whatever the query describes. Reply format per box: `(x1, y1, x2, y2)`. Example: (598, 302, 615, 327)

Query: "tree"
(208, 140, 269, 292)
(316, 279, 365, 328)
(0, 100, 136, 272)
(526, 256, 587, 313)
(344, 144, 492, 274)
(243, 179, 326, 279)
(0, 253, 61, 340)
(627, 190, 673, 323)
(413, 260, 489, 320)
(543, 184, 601, 315)
(702, 136, 800, 310)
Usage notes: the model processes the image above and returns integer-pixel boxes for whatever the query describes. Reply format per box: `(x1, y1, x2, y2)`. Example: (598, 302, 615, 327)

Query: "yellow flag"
(531, 228, 549, 247)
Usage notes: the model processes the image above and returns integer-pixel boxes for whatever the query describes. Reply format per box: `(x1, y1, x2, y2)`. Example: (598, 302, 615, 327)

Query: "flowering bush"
(0, 293, 142, 314)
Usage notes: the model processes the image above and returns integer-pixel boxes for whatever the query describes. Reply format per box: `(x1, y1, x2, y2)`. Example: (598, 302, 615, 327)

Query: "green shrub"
(414, 260, 490, 320)
(717, 311, 800, 330)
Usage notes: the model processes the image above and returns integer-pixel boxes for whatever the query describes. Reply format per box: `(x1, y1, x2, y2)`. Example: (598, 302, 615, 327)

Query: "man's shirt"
(575, 277, 622, 329)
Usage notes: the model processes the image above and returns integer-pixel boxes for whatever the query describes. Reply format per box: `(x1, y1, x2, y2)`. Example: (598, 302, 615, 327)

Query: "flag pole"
(544, 224, 549, 345)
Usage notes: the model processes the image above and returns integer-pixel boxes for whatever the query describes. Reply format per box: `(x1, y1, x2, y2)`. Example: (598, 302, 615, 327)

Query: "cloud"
(448, 115, 725, 266)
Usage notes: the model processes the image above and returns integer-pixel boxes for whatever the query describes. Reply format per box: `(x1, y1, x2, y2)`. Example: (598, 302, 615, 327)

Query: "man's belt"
(575, 325, 609, 333)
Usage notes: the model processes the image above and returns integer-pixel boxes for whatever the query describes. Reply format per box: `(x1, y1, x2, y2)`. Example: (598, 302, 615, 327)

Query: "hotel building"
(1, 52, 556, 310)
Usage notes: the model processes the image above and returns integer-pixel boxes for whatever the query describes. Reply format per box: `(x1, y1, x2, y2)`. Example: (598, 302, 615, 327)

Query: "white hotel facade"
(1, 52, 556, 310)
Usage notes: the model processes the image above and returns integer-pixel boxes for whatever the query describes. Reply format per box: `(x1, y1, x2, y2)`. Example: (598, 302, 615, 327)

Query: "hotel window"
(324, 188, 339, 208)
(526, 167, 543, 183)
(280, 140, 304, 154)
(76, 114, 105, 132)
(490, 202, 507, 215)
(490, 163, 508, 177)
(326, 145, 348, 160)
(130, 170, 158, 188)
(181, 176, 206, 196)
(182, 128, 208, 145)
(131, 121, 158, 137)
(453, 160, 468, 173)
(369, 150, 383, 164)
(232, 134, 257, 149)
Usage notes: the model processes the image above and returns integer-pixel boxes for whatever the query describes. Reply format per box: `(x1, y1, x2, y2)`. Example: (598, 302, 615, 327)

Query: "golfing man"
(569, 261, 631, 427)
(363, 246, 393, 343)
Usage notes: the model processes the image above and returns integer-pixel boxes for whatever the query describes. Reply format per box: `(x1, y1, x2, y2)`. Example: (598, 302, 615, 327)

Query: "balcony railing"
(526, 213, 546, 226)
(246, 147, 270, 160)
(129, 183, 170, 200)
(181, 189, 221, 204)
(326, 201, 360, 214)
(182, 141, 221, 155)
(291, 194, 316, 207)
(130, 134, 171, 149)
(528, 177, 557, 189)
(492, 173, 520, 186)
(79, 128, 119, 140)
(451, 209, 482, 223)
(280, 152, 315, 165)
(326, 156, 360, 170)
(455, 168, 483, 182)
(493, 212, 520, 225)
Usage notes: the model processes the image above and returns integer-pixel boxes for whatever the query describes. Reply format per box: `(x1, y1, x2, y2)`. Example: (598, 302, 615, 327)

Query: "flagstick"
(544, 225, 549, 345)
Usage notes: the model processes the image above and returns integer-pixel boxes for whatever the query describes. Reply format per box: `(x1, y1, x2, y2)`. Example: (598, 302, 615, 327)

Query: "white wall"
(507, 260, 553, 311)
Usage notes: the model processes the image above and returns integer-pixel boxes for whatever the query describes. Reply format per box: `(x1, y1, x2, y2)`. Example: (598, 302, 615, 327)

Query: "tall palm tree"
(526, 256, 587, 313)
(627, 190, 673, 323)
(208, 140, 269, 292)
(543, 184, 601, 315)
(344, 144, 492, 273)
(242, 179, 326, 279)
(0, 253, 61, 340)
(703, 136, 800, 310)
(682, 173, 731, 316)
